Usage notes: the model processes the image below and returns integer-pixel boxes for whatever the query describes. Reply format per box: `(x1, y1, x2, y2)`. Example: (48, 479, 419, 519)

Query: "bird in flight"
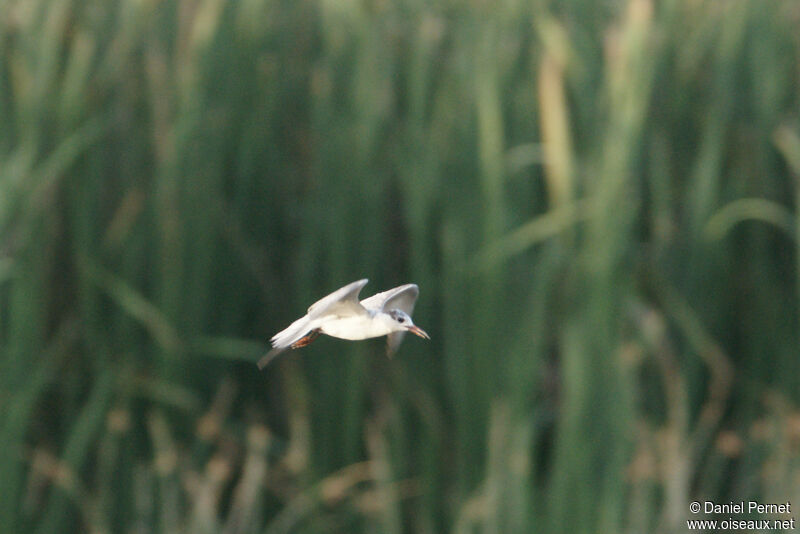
(257, 279, 429, 369)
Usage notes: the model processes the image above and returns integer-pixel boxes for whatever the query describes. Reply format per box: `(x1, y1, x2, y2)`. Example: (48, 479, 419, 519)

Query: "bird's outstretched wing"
(307, 279, 369, 318)
(359, 284, 419, 314)
(361, 284, 420, 357)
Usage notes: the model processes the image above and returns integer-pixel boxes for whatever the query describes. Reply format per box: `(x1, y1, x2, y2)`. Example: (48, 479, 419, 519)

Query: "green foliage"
(1, 0, 799, 532)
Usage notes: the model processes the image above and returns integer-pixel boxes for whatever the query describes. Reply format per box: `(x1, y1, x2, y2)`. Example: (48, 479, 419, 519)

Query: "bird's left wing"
(307, 279, 369, 318)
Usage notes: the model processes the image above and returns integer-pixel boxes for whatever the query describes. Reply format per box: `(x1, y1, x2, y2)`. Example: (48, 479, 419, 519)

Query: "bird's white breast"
(318, 313, 393, 340)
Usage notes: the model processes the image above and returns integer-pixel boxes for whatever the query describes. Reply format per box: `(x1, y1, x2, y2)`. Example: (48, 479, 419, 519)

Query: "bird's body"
(257, 279, 429, 369)
(318, 311, 391, 340)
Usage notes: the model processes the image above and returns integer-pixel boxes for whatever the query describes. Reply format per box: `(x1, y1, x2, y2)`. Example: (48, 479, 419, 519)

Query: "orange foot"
(291, 329, 320, 349)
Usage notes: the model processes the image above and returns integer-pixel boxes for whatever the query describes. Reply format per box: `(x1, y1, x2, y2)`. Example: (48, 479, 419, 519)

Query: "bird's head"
(386, 309, 430, 339)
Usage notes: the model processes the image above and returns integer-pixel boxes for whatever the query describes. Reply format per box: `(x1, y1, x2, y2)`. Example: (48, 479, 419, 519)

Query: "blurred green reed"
(1, 0, 799, 532)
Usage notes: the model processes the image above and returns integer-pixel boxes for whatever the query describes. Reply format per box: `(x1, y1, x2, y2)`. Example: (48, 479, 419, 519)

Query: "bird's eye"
(398, 317, 405, 323)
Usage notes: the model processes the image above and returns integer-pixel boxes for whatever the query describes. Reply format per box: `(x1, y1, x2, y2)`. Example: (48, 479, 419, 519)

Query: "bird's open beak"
(407, 325, 430, 339)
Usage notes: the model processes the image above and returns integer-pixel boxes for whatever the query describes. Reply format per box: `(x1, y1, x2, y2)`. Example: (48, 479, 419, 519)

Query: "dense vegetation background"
(1, 0, 799, 532)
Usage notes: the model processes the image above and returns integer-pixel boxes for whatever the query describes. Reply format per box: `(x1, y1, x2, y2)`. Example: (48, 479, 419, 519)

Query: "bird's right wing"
(360, 284, 419, 314)
(307, 279, 369, 318)
(361, 284, 421, 358)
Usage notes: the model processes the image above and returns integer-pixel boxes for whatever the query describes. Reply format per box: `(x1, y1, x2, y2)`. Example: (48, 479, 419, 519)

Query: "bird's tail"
(257, 346, 288, 370)
(270, 316, 310, 347)
(257, 316, 310, 370)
